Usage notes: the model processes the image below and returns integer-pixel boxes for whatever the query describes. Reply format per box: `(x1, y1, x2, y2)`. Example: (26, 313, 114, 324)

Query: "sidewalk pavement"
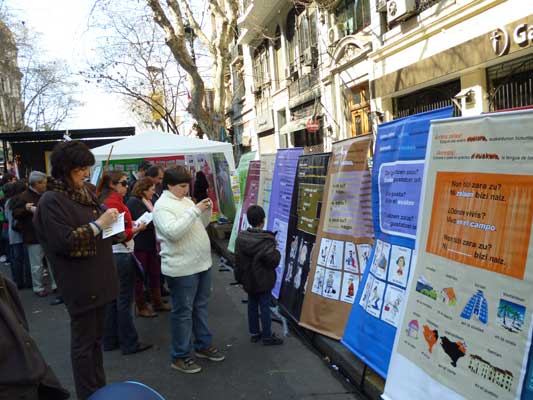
(209, 229, 385, 400)
(2, 254, 364, 400)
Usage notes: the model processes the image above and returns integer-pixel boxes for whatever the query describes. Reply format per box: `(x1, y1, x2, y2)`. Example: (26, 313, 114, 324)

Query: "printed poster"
(228, 151, 257, 252)
(279, 153, 330, 322)
(342, 107, 453, 378)
(213, 153, 236, 222)
(257, 154, 276, 225)
(384, 109, 533, 400)
(184, 154, 220, 220)
(267, 148, 304, 299)
(299, 135, 374, 339)
(237, 161, 261, 232)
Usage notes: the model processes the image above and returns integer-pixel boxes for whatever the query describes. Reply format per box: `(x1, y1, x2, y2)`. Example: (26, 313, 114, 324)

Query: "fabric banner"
(279, 153, 330, 322)
(237, 160, 261, 231)
(185, 154, 220, 220)
(257, 154, 276, 225)
(299, 135, 374, 339)
(228, 151, 257, 252)
(213, 153, 236, 222)
(267, 148, 304, 299)
(145, 155, 187, 168)
(342, 107, 453, 378)
(384, 109, 533, 400)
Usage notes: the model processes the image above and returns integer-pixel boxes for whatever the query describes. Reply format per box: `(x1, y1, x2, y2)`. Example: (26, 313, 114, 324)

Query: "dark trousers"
(70, 305, 107, 400)
(134, 250, 161, 302)
(9, 243, 25, 289)
(247, 291, 272, 338)
(103, 253, 138, 352)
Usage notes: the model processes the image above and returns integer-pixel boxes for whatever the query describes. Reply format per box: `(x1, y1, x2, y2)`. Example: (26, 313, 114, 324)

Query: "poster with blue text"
(342, 107, 453, 378)
(267, 148, 304, 299)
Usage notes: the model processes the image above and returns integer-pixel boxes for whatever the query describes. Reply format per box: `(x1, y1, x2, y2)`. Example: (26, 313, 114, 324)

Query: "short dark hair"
(50, 141, 95, 181)
(4, 181, 26, 198)
(246, 205, 265, 228)
(146, 165, 164, 178)
(162, 166, 191, 190)
(132, 177, 155, 198)
(138, 160, 152, 172)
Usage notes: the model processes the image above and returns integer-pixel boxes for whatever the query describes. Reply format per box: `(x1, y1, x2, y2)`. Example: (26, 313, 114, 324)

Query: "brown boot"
(151, 288, 171, 312)
(135, 298, 157, 318)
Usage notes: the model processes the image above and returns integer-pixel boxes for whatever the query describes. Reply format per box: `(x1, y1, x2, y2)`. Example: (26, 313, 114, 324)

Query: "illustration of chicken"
(440, 337, 466, 367)
(423, 325, 439, 354)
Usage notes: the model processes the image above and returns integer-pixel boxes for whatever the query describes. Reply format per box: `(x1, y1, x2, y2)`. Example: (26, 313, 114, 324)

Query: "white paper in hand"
(134, 211, 153, 227)
(102, 212, 125, 239)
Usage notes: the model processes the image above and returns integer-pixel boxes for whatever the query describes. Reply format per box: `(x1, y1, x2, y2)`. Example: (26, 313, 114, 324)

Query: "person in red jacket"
(98, 170, 152, 355)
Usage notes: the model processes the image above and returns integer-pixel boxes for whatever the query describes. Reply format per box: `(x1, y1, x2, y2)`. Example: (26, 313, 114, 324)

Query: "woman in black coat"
(33, 141, 120, 400)
(126, 177, 170, 317)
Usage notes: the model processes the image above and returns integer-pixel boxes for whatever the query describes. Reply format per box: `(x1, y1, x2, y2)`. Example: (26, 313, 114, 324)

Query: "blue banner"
(267, 148, 304, 299)
(341, 107, 453, 378)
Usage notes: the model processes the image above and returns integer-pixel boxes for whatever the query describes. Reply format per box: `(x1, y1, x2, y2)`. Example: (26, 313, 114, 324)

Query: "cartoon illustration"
(284, 261, 294, 283)
(371, 240, 391, 280)
(461, 290, 488, 324)
(396, 256, 405, 276)
(497, 299, 526, 333)
(359, 277, 374, 308)
(289, 236, 299, 259)
(347, 276, 355, 298)
(312, 268, 326, 294)
(356, 244, 371, 274)
(384, 297, 401, 318)
(341, 273, 358, 304)
(441, 337, 466, 367)
(407, 320, 419, 339)
(324, 272, 336, 295)
(293, 265, 303, 289)
(423, 325, 439, 353)
(440, 288, 457, 306)
(318, 238, 330, 266)
(370, 284, 381, 310)
(468, 354, 514, 392)
(345, 250, 356, 271)
(415, 275, 437, 300)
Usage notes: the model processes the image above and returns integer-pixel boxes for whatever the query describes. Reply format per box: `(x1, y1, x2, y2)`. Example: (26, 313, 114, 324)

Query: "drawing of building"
(461, 290, 488, 324)
(468, 354, 513, 392)
(440, 288, 457, 306)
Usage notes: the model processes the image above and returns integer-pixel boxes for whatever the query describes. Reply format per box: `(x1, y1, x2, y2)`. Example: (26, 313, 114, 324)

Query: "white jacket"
(153, 190, 212, 277)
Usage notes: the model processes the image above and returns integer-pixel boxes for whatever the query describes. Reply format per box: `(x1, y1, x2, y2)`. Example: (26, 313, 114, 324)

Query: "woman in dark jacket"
(33, 141, 120, 400)
(126, 177, 170, 317)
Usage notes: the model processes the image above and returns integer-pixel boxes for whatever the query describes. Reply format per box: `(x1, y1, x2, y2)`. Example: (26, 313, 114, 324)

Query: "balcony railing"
(288, 68, 320, 98)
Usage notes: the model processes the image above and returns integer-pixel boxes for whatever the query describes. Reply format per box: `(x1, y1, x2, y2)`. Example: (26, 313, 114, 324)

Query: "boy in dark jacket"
(235, 205, 283, 345)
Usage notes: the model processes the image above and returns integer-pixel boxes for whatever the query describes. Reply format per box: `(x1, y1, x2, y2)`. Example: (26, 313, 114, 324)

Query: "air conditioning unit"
(387, 0, 416, 24)
(376, 0, 388, 12)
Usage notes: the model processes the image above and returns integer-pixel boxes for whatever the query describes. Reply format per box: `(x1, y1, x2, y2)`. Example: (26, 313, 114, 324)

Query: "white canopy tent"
(91, 130, 236, 171)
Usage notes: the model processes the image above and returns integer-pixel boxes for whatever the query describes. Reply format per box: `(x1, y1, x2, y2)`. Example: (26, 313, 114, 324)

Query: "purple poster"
(267, 148, 304, 299)
(378, 161, 424, 239)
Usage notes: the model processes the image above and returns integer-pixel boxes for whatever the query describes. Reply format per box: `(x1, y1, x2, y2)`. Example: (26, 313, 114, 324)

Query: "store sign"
(490, 24, 533, 57)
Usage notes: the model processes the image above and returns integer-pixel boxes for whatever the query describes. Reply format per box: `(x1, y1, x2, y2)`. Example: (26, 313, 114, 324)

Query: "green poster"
(228, 151, 257, 253)
(213, 153, 236, 222)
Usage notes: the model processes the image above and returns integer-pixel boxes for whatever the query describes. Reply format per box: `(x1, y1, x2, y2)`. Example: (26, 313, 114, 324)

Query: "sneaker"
(34, 290, 48, 298)
(122, 342, 153, 355)
(250, 333, 262, 343)
(195, 345, 225, 362)
(171, 357, 202, 374)
(263, 333, 284, 346)
(0, 255, 7, 262)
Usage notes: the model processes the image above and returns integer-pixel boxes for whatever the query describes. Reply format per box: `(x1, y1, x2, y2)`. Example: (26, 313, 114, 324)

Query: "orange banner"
(426, 171, 533, 280)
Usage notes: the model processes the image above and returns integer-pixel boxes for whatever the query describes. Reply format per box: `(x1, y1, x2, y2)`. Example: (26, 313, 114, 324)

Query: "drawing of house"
(461, 290, 488, 324)
(440, 288, 457, 306)
(468, 354, 513, 392)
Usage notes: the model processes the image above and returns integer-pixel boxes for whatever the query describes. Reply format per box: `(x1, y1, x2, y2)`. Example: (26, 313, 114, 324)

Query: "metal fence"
(488, 55, 533, 111)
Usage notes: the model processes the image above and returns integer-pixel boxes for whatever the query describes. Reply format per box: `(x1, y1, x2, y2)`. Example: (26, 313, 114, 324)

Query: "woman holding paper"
(33, 141, 120, 400)
(127, 177, 170, 317)
(98, 170, 152, 356)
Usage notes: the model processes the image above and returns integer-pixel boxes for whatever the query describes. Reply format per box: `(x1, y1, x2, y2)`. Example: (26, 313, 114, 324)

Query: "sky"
(5, 0, 147, 130)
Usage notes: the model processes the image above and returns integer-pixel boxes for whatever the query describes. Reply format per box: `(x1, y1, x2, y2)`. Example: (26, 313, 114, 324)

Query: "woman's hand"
(195, 198, 212, 213)
(96, 208, 119, 229)
(133, 222, 147, 234)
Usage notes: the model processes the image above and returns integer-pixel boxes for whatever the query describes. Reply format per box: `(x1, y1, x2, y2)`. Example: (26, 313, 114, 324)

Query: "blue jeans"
(248, 292, 272, 338)
(166, 268, 212, 360)
(9, 243, 26, 289)
(103, 253, 139, 353)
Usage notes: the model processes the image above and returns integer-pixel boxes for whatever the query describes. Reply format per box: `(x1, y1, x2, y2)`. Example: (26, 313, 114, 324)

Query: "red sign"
(306, 119, 320, 133)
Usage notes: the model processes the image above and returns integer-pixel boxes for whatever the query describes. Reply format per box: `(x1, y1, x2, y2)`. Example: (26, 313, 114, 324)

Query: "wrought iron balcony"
(288, 67, 319, 99)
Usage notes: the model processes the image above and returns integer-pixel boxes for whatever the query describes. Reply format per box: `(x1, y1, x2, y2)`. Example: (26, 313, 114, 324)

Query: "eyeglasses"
(118, 181, 128, 187)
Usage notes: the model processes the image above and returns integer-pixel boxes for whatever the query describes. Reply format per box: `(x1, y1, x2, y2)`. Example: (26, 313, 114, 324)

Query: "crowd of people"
(0, 140, 284, 400)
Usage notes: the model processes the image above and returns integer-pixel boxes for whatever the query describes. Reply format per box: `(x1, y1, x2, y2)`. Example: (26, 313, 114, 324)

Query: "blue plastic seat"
(88, 381, 165, 400)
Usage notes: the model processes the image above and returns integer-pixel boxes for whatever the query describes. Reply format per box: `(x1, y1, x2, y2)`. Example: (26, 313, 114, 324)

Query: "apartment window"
(274, 26, 283, 89)
(488, 54, 533, 111)
(286, 9, 297, 69)
(335, 0, 370, 37)
(348, 85, 370, 136)
(252, 40, 270, 96)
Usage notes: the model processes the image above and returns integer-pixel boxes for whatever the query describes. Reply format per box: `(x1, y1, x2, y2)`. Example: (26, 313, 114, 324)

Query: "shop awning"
(279, 118, 308, 135)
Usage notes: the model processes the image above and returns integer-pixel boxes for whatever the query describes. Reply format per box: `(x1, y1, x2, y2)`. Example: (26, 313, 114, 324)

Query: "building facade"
(229, 0, 533, 158)
(0, 19, 24, 132)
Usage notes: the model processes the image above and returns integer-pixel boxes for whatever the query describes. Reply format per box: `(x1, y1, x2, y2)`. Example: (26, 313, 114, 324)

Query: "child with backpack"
(235, 205, 283, 345)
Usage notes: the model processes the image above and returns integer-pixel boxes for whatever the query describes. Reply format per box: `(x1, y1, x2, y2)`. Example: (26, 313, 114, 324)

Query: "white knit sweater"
(153, 190, 212, 277)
